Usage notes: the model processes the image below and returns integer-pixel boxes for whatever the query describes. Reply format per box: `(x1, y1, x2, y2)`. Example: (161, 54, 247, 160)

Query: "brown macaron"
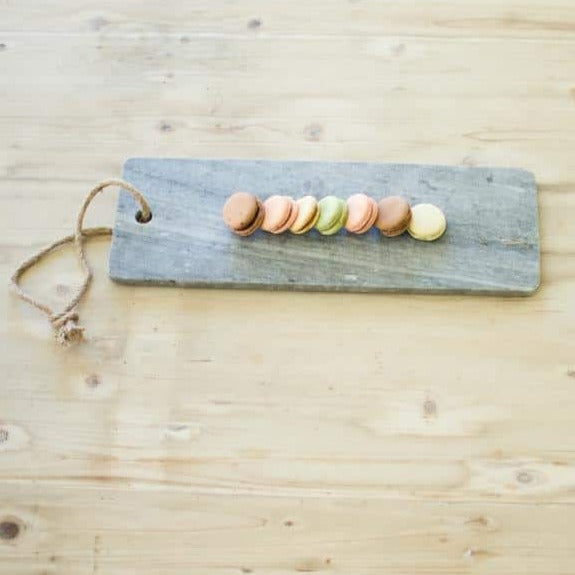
(261, 195, 299, 234)
(375, 196, 412, 237)
(222, 192, 265, 237)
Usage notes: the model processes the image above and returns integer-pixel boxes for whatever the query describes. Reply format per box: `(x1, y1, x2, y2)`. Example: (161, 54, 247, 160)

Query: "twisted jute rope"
(10, 179, 152, 347)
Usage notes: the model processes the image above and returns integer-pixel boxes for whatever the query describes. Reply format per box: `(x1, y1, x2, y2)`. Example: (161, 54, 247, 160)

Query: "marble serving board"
(109, 158, 540, 295)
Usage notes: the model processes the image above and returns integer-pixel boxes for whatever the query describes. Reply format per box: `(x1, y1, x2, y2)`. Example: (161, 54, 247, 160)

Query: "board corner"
(122, 157, 148, 175)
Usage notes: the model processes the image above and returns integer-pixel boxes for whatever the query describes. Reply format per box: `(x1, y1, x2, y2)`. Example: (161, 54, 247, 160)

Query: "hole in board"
(135, 209, 152, 224)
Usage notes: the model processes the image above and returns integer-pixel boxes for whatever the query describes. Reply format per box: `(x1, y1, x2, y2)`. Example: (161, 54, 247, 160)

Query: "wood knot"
(0, 518, 22, 542)
(423, 398, 437, 417)
(303, 123, 323, 142)
(463, 547, 496, 560)
(284, 520, 294, 527)
(0, 424, 30, 453)
(516, 470, 533, 484)
(464, 515, 496, 532)
(247, 18, 262, 29)
(295, 558, 324, 572)
(90, 16, 109, 31)
(465, 515, 488, 527)
(85, 374, 101, 388)
(461, 155, 476, 166)
(55, 284, 70, 297)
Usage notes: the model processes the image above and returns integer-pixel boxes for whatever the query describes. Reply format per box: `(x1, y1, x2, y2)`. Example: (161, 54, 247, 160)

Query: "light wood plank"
(2, 484, 575, 574)
(0, 34, 574, 187)
(3, 0, 575, 39)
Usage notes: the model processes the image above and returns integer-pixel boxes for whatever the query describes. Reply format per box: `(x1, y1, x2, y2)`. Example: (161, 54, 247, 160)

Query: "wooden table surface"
(1, 2, 574, 573)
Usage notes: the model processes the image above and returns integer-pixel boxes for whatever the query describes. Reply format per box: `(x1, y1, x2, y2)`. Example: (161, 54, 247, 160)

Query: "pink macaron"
(345, 193, 379, 234)
(261, 196, 299, 234)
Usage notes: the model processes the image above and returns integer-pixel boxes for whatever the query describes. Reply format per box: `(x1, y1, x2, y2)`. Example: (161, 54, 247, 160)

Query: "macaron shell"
(261, 195, 292, 233)
(222, 192, 260, 232)
(354, 197, 379, 234)
(290, 196, 319, 234)
(235, 199, 265, 237)
(376, 196, 412, 237)
(321, 200, 348, 235)
(294, 205, 319, 234)
(316, 196, 344, 233)
(407, 203, 446, 241)
(274, 199, 299, 234)
(345, 194, 375, 233)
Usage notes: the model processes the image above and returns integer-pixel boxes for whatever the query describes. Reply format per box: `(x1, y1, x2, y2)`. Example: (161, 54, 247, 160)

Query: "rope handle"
(10, 179, 152, 346)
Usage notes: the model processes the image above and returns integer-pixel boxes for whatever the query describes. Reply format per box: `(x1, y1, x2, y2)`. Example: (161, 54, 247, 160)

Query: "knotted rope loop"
(10, 179, 152, 346)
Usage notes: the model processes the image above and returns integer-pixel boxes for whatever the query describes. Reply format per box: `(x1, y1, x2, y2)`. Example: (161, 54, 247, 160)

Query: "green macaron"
(315, 196, 348, 235)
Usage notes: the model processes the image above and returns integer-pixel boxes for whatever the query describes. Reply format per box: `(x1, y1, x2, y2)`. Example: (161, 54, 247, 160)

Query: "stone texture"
(109, 158, 540, 295)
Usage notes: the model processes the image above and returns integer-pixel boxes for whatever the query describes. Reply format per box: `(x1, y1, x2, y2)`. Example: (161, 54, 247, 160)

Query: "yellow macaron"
(407, 203, 447, 241)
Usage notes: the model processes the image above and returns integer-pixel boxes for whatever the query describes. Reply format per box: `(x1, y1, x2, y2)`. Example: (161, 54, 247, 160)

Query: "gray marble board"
(109, 158, 540, 295)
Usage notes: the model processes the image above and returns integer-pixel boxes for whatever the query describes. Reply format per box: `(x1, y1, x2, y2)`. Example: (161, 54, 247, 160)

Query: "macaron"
(407, 203, 447, 241)
(375, 196, 412, 237)
(315, 196, 348, 235)
(290, 196, 320, 234)
(222, 191, 265, 237)
(261, 195, 299, 234)
(345, 193, 378, 234)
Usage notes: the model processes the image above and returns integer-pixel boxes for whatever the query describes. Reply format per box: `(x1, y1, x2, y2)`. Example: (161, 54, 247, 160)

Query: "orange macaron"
(261, 195, 299, 234)
(222, 192, 265, 237)
(345, 193, 378, 234)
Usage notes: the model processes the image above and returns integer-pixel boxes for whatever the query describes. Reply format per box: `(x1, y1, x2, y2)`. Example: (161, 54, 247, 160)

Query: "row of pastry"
(223, 192, 446, 241)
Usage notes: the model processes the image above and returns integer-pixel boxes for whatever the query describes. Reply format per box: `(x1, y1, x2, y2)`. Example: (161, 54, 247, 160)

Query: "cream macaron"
(407, 203, 447, 241)
(289, 196, 320, 234)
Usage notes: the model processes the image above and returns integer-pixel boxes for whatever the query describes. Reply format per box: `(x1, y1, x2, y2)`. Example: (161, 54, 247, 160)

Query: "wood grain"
(4, 0, 575, 39)
(110, 158, 539, 294)
(1, 1, 575, 573)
